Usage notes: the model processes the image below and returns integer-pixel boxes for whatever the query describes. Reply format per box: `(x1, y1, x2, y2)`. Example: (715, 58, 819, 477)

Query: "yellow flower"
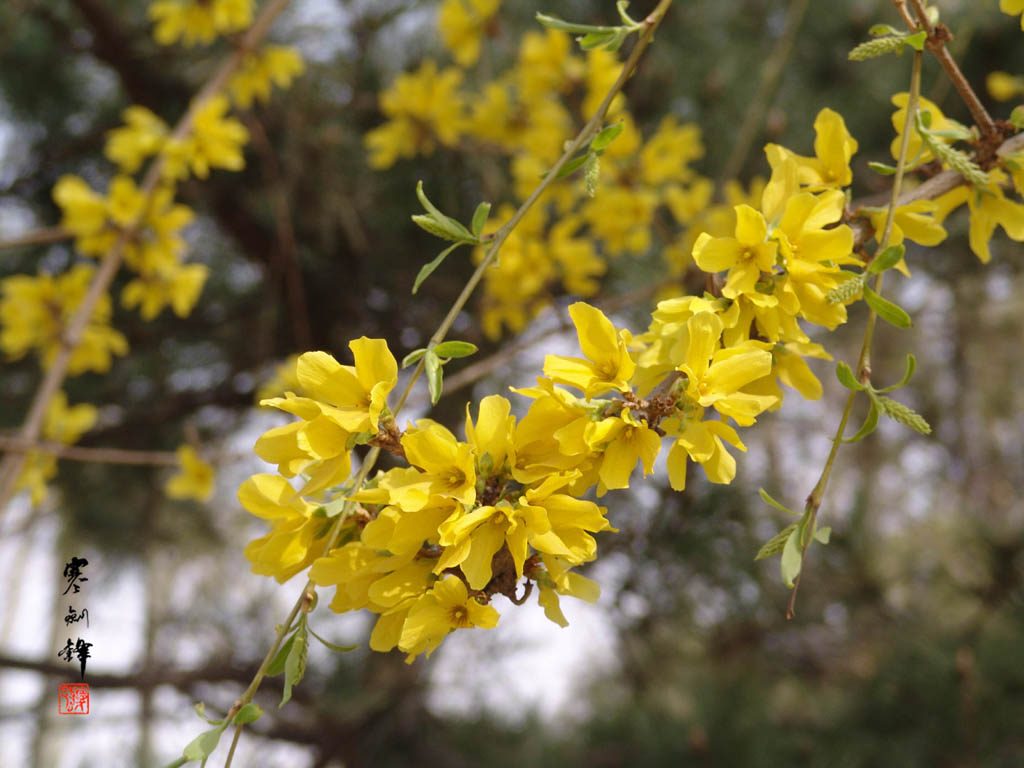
(241, 474, 332, 582)
(228, 46, 305, 109)
(398, 576, 500, 661)
(986, 71, 1024, 101)
(400, 422, 477, 507)
(890, 93, 967, 169)
(172, 96, 249, 180)
(121, 262, 208, 320)
(149, 0, 252, 47)
(0, 265, 129, 375)
(543, 302, 636, 398)
(14, 392, 98, 507)
(165, 445, 215, 502)
(864, 200, 947, 276)
(1000, 0, 1024, 30)
(438, 0, 500, 67)
(364, 60, 466, 169)
(640, 117, 704, 187)
(105, 106, 169, 174)
(768, 108, 858, 188)
(586, 413, 661, 492)
(664, 413, 746, 490)
(692, 204, 778, 301)
(934, 175, 1024, 263)
(676, 312, 776, 426)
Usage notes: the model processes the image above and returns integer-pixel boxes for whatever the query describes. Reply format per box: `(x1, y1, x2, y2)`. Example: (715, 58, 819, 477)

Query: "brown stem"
(0, 436, 180, 466)
(0, 227, 72, 251)
(898, 0, 998, 138)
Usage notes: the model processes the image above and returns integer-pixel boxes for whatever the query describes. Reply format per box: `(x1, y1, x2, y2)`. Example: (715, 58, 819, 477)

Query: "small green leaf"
(308, 625, 358, 654)
(835, 361, 866, 391)
(759, 488, 798, 517)
(826, 272, 865, 305)
(843, 398, 880, 443)
(848, 35, 908, 61)
(535, 13, 620, 35)
(868, 23, 901, 36)
(280, 621, 308, 709)
(183, 727, 224, 761)
(266, 632, 297, 677)
(590, 123, 624, 152)
(814, 526, 832, 545)
(232, 703, 263, 725)
(413, 181, 475, 241)
(781, 528, 803, 588)
(755, 522, 799, 560)
(471, 202, 491, 238)
(432, 340, 478, 359)
(920, 110, 933, 129)
(868, 161, 899, 175)
(868, 244, 905, 274)
(864, 285, 912, 328)
(1010, 105, 1024, 131)
(551, 153, 591, 179)
(425, 350, 443, 405)
(193, 702, 223, 726)
(616, 1, 639, 26)
(904, 30, 927, 51)
(877, 353, 917, 393)
(578, 29, 618, 50)
(402, 348, 427, 368)
(413, 241, 464, 295)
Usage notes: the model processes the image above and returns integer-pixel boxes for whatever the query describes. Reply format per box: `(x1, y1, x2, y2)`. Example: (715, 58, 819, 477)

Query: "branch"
(0, 436, 179, 466)
(0, 0, 295, 517)
(0, 227, 72, 252)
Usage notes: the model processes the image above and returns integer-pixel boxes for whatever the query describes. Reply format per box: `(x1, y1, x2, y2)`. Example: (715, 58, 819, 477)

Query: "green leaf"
(755, 522, 799, 560)
(814, 526, 832, 545)
(410, 214, 473, 243)
(780, 528, 803, 588)
(413, 241, 464, 295)
(920, 110, 933, 129)
(402, 348, 427, 368)
(280, 621, 308, 709)
(1010, 105, 1024, 131)
(868, 244, 905, 274)
(308, 625, 358, 654)
(758, 488, 797, 517)
(826, 272, 864, 305)
(835, 361, 866, 391)
(535, 13, 620, 35)
(863, 285, 912, 328)
(877, 353, 917, 393)
(868, 23, 901, 36)
(868, 161, 898, 175)
(904, 30, 927, 51)
(183, 727, 224, 761)
(232, 703, 263, 725)
(193, 702, 223, 726)
(413, 181, 475, 241)
(591, 123, 624, 152)
(432, 340, 478, 359)
(266, 632, 297, 677)
(616, 1, 639, 26)
(551, 152, 591, 179)
(578, 29, 618, 50)
(843, 398, 880, 443)
(471, 202, 491, 238)
(425, 350, 444, 405)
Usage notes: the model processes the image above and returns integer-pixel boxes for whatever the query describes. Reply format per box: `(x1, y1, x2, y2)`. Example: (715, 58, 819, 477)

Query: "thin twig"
(787, 50, 923, 620)
(897, 0, 998, 139)
(0, 0, 295, 519)
(0, 227, 72, 251)
(0, 436, 179, 466)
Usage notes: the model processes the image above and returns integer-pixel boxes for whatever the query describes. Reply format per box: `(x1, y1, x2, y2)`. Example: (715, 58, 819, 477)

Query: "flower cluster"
(0, 1, 305, 507)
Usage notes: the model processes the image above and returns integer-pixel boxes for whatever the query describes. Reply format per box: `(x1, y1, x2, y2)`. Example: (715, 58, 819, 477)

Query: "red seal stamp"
(58, 683, 90, 715)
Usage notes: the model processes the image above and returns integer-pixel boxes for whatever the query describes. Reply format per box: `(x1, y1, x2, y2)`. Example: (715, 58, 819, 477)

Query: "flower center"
(448, 605, 471, 628)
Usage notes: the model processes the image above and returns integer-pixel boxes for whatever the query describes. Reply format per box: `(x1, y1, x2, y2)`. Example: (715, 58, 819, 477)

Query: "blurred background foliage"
(1, 0, 1023, 766)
